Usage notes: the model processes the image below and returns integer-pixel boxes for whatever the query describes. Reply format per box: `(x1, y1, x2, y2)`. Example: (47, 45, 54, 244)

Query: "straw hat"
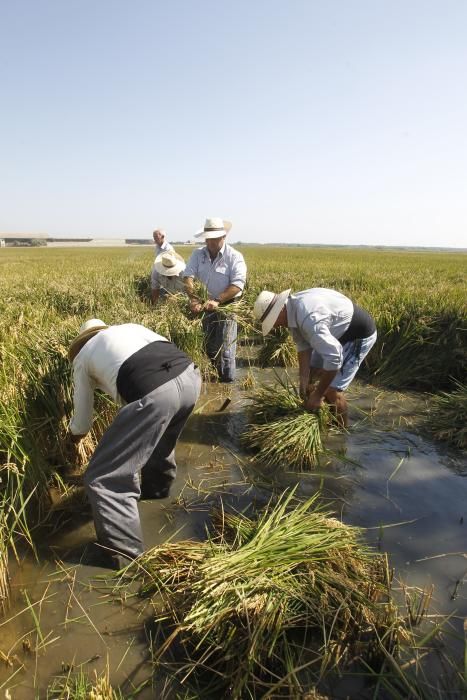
(253, 289, 291, 336)
(195, 217, 232, 239)
(68, 319, 108, 361)
(154, 251, 186, 276)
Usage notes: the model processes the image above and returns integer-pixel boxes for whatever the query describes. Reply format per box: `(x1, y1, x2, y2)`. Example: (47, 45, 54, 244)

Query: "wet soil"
(0, 369, 466, 697)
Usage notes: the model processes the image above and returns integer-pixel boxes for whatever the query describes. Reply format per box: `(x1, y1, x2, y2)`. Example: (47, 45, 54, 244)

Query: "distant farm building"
(0, 233, 48, 247)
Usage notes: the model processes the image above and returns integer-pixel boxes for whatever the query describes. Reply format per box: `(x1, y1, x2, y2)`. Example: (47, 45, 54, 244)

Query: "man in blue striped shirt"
(253, 288, 377, 426)
(184, 218, 247, 382)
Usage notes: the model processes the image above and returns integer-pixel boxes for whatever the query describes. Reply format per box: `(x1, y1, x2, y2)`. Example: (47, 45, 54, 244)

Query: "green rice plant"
(257, 326, 298, 367)
(129, 490, 397, 699)
(367, 306, 466, 391)
(425, 381, 467, 449)
(242, 378, 331, 469)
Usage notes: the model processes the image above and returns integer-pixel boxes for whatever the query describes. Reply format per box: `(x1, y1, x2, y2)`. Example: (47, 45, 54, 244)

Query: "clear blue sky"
(1, 0, 466, 247)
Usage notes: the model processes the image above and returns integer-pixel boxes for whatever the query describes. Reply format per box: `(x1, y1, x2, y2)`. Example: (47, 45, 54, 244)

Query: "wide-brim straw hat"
(154, 251, 186, 276)
(68, 319, 108, 361)
(253, 289, 291, 336)
(195, 217, 232, 239)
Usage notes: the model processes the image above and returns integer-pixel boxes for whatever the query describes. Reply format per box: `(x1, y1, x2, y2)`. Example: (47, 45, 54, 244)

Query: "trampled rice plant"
(129, 490, 398, 698)
(425, 380, 467, 449)
(366, 304, 466, 391)
(242, 377, 331, 469)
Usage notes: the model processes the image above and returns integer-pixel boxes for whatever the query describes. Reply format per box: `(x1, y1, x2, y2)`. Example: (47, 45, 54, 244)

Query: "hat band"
(204, 227, 225, 232)
(260, 294, 278, 323)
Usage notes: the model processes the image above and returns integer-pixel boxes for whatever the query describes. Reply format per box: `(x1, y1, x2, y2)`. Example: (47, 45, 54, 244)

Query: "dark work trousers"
(201, 311, 237, 382)
(83, 363, 201, 558)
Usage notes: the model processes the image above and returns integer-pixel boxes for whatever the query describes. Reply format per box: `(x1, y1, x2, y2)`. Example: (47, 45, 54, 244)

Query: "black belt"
(339, 303, 376, 345)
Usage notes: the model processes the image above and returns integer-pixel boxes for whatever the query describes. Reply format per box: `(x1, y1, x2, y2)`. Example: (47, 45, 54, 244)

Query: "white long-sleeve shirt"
(70, 324, 167, 435)
(286, 289, 354, 371)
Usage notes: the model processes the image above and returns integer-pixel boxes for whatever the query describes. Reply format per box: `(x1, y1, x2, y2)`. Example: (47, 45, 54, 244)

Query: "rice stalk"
(46, 663, 125, 699)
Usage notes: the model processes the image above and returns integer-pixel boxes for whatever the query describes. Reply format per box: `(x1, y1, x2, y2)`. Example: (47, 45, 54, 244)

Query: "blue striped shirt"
(183, 244, 247, 299)
(286, 289, 354, 370)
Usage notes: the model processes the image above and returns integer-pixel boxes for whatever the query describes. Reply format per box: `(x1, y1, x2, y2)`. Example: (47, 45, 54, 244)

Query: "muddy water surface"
(1, 370, 466, 697)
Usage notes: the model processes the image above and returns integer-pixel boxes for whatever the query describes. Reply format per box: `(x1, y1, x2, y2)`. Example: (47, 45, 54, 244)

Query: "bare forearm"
(312, 369, 337, 398)
(214, 284, 241, 303)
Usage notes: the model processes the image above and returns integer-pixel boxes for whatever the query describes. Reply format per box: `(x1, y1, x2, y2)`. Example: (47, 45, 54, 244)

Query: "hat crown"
(78, 318, 106, 335)
(204, 217, 225, 232)
(154, 251, 185, 276)
(253, 291, 275, 321)
(161, 252, 177, 268)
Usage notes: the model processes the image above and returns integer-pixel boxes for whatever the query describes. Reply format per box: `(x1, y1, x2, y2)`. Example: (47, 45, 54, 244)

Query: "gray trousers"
(83, 364, 201, 558)
(202, 311, 237, 382)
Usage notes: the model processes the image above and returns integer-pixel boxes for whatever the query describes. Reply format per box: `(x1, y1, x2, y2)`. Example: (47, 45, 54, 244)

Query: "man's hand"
(204, 299, 220, 311)
(303, 391, 324, 413)
(189, 298, 203, 314)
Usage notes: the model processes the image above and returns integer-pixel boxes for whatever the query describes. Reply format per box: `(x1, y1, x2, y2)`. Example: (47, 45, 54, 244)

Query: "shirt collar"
(203, 242, 226, 261)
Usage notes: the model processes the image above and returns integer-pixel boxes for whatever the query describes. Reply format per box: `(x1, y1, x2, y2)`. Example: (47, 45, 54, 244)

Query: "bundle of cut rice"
(242, 379, 331, 469)
(127, 491, 397, 699)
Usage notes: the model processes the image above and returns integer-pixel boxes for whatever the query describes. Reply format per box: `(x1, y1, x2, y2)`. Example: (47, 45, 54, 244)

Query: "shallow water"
(0, 370, 466, 697)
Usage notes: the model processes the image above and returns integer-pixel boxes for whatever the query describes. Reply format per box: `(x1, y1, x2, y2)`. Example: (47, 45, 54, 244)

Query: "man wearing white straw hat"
(183, 217, 247, 382)
(67, 319, 201, 569)
(253, 288, 377, 426)
(151, 250, 186, 304)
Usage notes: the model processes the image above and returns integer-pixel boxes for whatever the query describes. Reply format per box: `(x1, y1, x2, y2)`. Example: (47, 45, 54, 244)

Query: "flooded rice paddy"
(1, 369, 466, 698)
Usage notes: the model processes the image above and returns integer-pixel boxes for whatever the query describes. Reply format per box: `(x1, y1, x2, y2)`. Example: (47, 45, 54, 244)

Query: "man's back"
(73, 324, 167, 401)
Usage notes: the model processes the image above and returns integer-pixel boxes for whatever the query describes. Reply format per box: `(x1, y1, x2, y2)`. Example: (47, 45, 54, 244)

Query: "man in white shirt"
(68, 319, 201, 568)
(153, 228, 174, 256)
(253, 288, 377, 426)
(183, 217, 247, 382)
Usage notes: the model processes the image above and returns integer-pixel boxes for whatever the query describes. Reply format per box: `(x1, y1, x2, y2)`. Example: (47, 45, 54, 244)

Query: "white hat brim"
(261, 289, 291, 336)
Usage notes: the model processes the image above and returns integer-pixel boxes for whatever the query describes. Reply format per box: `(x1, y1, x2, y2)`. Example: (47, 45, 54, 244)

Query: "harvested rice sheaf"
(257, 327, 298, 367)
(242, 380, 331, 469)
(132, 491, 398, 698)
